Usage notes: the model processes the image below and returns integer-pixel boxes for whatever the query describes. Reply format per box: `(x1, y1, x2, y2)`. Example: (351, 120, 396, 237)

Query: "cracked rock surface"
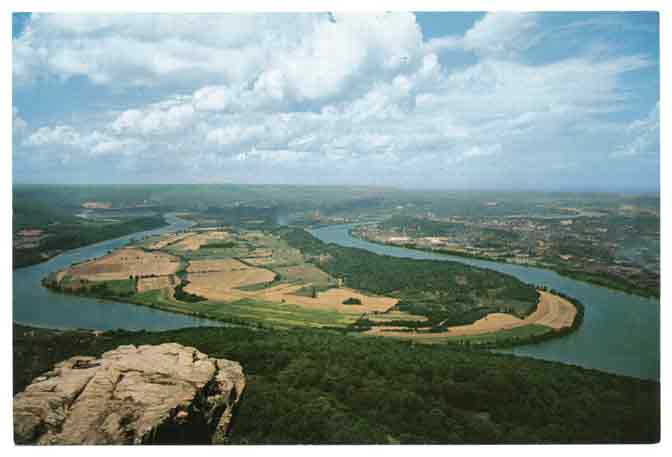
(14, 343, 245, 445)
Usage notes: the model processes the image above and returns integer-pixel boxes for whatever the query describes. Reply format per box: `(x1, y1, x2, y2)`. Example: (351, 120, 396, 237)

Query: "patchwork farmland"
(44, 226, 578, 343)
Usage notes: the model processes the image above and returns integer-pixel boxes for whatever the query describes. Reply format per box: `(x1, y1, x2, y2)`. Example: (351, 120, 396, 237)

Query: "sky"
(12, 12, 660, 190)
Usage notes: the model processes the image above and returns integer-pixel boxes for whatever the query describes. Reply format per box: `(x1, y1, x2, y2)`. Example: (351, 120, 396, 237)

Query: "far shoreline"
(345, 227, 659, 300)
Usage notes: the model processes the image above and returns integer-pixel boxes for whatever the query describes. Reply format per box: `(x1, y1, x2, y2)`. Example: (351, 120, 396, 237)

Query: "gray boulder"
(14, 343, 245, 445)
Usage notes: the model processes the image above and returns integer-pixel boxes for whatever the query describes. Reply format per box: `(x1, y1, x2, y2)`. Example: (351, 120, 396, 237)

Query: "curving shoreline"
(37, 221, 582, 349)
(13, 213, 232, 331)
(14, 216, 658, 379)
(348, 228, 658, 299)
(310, 222, 657, 380)
(363, 289, 583, 348)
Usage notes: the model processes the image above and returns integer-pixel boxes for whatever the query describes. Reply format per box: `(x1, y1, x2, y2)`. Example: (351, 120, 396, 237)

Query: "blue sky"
(12, 12, 659, 190)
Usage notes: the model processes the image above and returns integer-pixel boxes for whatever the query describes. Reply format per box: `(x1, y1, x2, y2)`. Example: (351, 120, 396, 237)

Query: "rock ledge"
(14, 343, 245, 445)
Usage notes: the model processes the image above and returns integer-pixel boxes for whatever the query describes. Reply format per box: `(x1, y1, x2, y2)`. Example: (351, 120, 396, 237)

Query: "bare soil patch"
(267, 286, 397, 313)
(184, 267, 277, 301)
(173, 231, 230, 251)
(245, 248, 273, 258)
(525, 290, 577, 328)
(66, 248, 181, 281)
(366, 290, 576, 339)
(186, 258, 250, 273)
(183, 262, 397, 314)
(137, 275, 176, 293)
(147, 233, 192, 250)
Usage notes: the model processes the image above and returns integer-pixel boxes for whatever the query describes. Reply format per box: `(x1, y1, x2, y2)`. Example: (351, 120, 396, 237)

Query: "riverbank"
(310, 223, 659, 380)
(13, 216, 169, 270)
(363, 289, 584, 349)
(41, 278, 259, 330)
(13, 217, 659, 379)
(12, 213, 237, 332)
(348, 229, 658, 299)
(42, 272, 583, 350)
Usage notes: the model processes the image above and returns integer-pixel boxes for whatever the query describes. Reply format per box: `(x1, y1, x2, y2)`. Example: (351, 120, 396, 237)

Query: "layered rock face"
(14, 343, 245, 445)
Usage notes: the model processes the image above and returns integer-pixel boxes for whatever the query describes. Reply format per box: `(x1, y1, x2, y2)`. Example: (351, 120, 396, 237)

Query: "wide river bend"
(12, 217, 659, 380)
(13, 214, 226, 331)
(310, 224, 659, 381)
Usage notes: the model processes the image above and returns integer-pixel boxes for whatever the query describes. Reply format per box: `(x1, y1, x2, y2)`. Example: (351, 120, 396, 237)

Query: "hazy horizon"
(11, 181, 661, 195)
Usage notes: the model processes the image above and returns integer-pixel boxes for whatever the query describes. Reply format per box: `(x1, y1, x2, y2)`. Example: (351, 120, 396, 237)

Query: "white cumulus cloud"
(612, 102, 660, 157)
(13, 12, 658, 188)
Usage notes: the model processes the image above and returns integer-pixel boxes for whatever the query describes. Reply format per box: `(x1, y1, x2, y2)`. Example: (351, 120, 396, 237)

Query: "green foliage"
(201, 241, 236, 249)
(13, 324, 660, 444)
(293, 284, 331, 297)
(342, 297, 362, 305)
(44, 278, 137, 299)
(555, 268, 658, 298)
(174, 280, 206, 303)
(235, 281, 277, 292)
(89, 279, 136, 298)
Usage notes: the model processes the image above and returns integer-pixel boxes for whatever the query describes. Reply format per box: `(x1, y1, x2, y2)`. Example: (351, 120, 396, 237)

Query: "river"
(309, 224, 660, 381)
(13, 214, 227, 331)
(12, 217, 659, 380)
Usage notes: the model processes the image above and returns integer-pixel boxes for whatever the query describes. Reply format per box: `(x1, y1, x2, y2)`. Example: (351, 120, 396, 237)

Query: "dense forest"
(14, 324, 659, 444)
(280, 228, 538, 327)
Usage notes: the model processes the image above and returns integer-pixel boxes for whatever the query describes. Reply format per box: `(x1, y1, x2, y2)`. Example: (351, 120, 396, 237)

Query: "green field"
(130, 288, 358, 328)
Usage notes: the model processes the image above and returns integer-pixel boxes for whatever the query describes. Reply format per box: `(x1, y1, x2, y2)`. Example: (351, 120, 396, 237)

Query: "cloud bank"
(13, 12, 659, 189)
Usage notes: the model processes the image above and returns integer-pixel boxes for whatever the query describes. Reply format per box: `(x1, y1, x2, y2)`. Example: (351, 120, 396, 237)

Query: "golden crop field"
(66, 248, 181, 281)
(186, 258, 250, 273)
(365, 290, 576, 339)
(172, 230, 230, 251)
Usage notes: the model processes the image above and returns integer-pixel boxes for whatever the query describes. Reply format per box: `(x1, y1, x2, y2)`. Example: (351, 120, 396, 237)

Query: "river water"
(309, 224, 660, 381)
(13, 214, 226, 331)
(12, 217, 660, 380)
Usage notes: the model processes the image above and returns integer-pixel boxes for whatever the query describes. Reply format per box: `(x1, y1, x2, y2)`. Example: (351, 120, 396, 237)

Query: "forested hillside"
(14, 325, 659, 444)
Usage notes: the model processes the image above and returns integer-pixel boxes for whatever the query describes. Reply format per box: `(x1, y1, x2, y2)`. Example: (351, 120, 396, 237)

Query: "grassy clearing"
(136, 275, 174, 293)
(236, 280, 281, 291)
(129, 288, 358, 328)
(275, 264, 332, 285)
(441, 324, 552, 344)
(66, 247, 181, 281)
(102, 278, 137, 295)
(358, 323, 553, 346)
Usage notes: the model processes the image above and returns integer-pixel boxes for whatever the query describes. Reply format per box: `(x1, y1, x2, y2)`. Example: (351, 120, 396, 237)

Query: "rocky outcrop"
(14, 343, 245, 445)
